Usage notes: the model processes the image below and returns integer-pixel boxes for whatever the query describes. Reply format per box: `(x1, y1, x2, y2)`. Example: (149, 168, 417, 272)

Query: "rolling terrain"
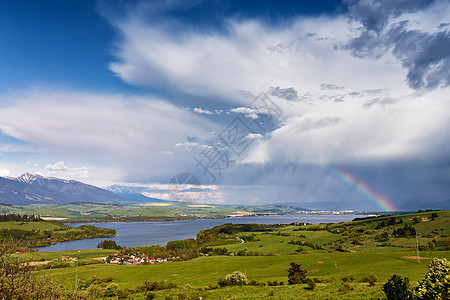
(10, 210, 448, 299)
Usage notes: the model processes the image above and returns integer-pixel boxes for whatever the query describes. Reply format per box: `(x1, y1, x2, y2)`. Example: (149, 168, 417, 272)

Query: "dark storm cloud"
(346, 0, 435, 33)
(345, 0, 450, 89)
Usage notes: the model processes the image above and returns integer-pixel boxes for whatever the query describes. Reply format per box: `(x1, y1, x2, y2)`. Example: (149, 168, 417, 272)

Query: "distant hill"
(0, 173, 127, 205)
(397, 199, 450, 211)
(104, 185, 169, 203)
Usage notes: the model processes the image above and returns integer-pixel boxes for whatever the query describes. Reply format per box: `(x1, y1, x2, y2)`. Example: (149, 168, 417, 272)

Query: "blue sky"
(0, 0, 449, 210)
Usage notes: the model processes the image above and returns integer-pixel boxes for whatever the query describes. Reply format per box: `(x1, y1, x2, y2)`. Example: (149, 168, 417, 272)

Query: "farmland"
(20, 210, 448, 299)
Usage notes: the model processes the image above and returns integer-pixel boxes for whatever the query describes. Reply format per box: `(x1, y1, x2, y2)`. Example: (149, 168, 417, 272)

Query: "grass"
(16, 249, 118, 262)
(9, 209, 449, 299)
(47, 250, 450, 290)
(0, 202, 298, 221)
(0, 221, 63, 231)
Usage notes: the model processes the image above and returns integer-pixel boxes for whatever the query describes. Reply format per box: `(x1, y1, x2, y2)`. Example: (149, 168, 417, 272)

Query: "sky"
(0, 0, 449, 210)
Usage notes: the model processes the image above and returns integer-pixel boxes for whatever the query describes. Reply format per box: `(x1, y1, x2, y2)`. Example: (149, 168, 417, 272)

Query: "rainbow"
(317, 165, 396, 211)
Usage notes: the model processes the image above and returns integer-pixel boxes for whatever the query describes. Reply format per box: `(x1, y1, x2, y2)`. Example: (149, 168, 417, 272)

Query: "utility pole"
(415, 233, 420, 264)
(75, 259, 78, 290)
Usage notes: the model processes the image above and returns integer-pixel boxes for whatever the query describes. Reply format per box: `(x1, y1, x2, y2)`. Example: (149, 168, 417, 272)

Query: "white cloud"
(0, 89, 217, 183)
(193, 107, 213, 115)
(0, 166, 11, 177)
(104, 4, 450, 172)
(109, 13, 408, 104)
(243, 87, 450, 165)
(230, 107, 259, 119)
(45, 161, 68, 173)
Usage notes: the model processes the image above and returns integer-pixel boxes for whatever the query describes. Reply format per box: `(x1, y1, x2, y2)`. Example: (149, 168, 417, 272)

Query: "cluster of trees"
(31, 225, 116, 248)
(0, 222, 116, 248)
(375, 217, 403, 229)
(196, 223, 273, 244)
(391, 224, 417, 238)
(288, 239, 324, 250)
(0, 214, 40, 222)
(383, 258, 449, 300)
(97, 240, 121, 250)
(0, 241, 85, 299)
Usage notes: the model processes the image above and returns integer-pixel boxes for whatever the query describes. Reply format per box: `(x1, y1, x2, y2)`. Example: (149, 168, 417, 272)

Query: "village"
(105, 253, 175, 265)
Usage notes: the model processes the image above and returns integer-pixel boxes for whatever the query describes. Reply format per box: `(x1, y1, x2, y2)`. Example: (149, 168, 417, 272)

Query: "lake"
(37, 214, 370, 251)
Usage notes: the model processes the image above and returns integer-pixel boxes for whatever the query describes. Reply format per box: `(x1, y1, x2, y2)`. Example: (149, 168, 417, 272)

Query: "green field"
(17, 210, 445, 299)
(43, 250, 449, 299)
(0, 202, 300, 222)
(0, 217, 116, 248)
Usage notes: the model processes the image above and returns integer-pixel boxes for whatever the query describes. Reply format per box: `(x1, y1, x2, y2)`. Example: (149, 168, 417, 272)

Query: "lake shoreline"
(36, 214, 372, 252)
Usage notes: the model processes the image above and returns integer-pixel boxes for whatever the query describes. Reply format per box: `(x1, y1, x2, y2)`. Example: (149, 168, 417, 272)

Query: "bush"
(338, 283, 353, 292)
(104, 283, 120, 297)
(0, 242, 83, 300)
(248, 280, 265, 286)
(382, 275, 414, 300)
(361, 275, 379, 286)
(341, 275, 355, 283)
(287, 262, 307, 285)
(138, 280, 178, 292)
(415, 258, 450, 300)
(306, 279, 316, 290)
(218, 271, 247, 287)
(145, 292, 156, 300)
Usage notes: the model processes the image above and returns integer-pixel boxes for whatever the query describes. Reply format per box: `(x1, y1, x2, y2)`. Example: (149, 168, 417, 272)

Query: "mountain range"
(0, 173, 131, 205)
(0, 173, 448, 211)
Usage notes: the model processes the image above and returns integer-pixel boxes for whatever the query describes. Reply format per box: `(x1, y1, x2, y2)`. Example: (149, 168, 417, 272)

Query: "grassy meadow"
(21, 210, 448, 299)
(0, 202, 298, 222)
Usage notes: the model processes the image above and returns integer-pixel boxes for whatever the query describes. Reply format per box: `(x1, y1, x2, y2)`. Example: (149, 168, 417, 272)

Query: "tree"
(0, 241, 83, 299)
(287, 262, 307, 285)
(382, 275, 415, 300)
(415, 258, 450, 300)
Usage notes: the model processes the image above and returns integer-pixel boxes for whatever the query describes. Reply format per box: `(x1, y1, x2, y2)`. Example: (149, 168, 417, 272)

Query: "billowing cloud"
(1, 1, 448, 209)
(0, 89, 216, 183)
(107, 8, 410, 103)
(44, 161, 92, 178)
(345, 0, 450, 89)
(45, 161, 68, 173)
(0, 166, 10, 177)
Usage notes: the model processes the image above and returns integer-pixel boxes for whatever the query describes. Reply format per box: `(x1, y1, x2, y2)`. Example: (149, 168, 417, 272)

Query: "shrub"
(0, 241, 82, 300)
(341, 275, 355, 283)
(382, 275, 414, 300)
(338, 283, 353, 292)
(361, 275, 379, 286)
(306, 279, 316, 290)
(415, 258, 450, 300)
(138, 280, 178, 292)
(104, 283, 120, 297)
(218, 271, 247, 287)
(248, 280, 265, 286)
(287, 262, 307, 285)
(145, 292, 156, 300)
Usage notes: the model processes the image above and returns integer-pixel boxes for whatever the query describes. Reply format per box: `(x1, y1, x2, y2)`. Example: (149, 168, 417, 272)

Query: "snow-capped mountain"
(0, 173, 127, 205)
(15, 173, 75, 185)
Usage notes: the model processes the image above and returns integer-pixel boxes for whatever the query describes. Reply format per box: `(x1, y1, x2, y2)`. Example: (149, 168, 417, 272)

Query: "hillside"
(0, 174, 127, 205)
(19, 210, 449, 299)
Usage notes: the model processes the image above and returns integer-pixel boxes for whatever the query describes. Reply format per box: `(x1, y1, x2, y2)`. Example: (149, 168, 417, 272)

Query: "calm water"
(37, 214, 368, 252)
